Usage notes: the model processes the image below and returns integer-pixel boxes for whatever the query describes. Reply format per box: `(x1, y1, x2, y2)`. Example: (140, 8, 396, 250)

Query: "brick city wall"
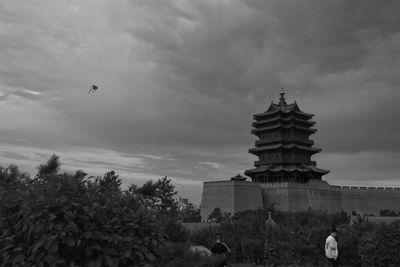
(200, 180, 262, 220)
(261, 181, 400, 215)
(200, 180, 400, 219)
(339, 186, 400, 215)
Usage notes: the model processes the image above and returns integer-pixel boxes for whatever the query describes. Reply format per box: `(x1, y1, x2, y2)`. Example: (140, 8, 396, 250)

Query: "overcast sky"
(1, 0, 400, 204)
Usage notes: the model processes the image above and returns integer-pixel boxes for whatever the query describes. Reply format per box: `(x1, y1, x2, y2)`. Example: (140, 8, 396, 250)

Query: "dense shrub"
(188, 208, 364, 266)
(180, 203, 201, 223)
(380, 209, 399, 217)
(161, 217, 190, 243)
(359, 221, 400, 266)
(3, 158, 400, 266)
(155, 242, 217, 267)
(0, 160, 162, 266)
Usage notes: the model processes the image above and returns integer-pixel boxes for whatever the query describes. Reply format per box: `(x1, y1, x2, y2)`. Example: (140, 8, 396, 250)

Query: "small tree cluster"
(0, 155, 162, 266)
(130, 176, 177, 215)
(179, 202, 201, 223)
(207, 207, 231, 223)
(380, 209, 400, 217)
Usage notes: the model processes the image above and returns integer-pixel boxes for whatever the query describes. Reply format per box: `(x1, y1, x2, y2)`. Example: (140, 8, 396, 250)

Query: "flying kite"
(89, 85, 98, 94)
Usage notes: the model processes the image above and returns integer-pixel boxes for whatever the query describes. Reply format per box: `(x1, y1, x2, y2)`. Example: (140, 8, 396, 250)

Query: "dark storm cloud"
(123, 0, 400, 154)
(1, 0, 400, 202)
(128, 0, 400, 97)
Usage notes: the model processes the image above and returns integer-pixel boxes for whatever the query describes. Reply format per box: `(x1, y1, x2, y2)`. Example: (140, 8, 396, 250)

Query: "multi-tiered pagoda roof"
(245, 92, 329, 183)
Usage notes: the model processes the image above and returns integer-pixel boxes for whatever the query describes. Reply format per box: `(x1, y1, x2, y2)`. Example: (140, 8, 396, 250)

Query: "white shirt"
(325, 235, 338, 259)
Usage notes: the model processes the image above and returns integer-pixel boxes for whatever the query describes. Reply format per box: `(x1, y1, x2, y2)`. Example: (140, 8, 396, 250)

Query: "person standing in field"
(211, 233, 230, 267)
(325, 228, 339, 267)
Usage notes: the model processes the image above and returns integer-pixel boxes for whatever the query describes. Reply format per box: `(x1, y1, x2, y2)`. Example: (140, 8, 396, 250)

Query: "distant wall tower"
(244, 91, 329, 183)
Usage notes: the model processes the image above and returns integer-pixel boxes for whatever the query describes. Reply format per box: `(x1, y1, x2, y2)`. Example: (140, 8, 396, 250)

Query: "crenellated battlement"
(338, 185, 400, 191)
(258, 180, 400, 191)
(204, 180, 254, 185)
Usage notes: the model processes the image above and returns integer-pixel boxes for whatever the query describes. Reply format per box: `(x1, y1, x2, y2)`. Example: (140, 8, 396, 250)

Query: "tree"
(359, 221, 400, 266)
(155, 176, 177, 215)
(135, 180, 157, 198)
(131, 177, 178, 215)
(131, 180, 158, 209)
(207, 207, 230, 223)
(37, 154, 60, 177)
(180, 202, 201, 223)
(97, 170, 121, 194)
(0, 159, 163, 266)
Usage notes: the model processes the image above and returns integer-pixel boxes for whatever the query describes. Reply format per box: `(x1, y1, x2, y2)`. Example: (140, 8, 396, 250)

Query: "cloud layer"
(1, 0, 400, 203)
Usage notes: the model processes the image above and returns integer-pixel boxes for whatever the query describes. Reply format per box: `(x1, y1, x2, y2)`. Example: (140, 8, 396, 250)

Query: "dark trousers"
(329, 258, 339, 267)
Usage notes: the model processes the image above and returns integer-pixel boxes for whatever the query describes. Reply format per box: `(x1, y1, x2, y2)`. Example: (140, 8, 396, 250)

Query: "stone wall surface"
(292, 181, 342, 213)
(341, 187, 400, 215)
(200, 180, 263, 220)
(234, 182, 263, 214)
(201, 180, 400, 219)
(261, 181, 400, 215)
(200, 181, 235, 220)
(260, 183, 289, 210)
(260, 181, 342, 213)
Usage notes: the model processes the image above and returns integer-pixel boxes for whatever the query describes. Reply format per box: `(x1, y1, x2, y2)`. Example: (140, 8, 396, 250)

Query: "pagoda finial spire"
(279, 88, 286, 105)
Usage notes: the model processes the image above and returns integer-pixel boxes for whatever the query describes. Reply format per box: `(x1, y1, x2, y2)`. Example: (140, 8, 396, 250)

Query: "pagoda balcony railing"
(252, 119, 316, 128)
(251, 125, 317, 135)
(255, 139, 314, 146)
(254, 160, 315, 167)
(254, 160, 263, 166)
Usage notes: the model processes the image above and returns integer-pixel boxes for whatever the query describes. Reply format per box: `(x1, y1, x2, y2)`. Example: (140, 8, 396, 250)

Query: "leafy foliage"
(380, 209, 399, 217)
(359, 221, 400, 266)
(179, 202, 201, 223)
(156, 176, 178, 215)
(156, 242, 216, 267)
(191, 208, 369, 266)
(37, 154, 60, 176)
(0, 156, 162, 267)
(131, 176, 177, 215)
(207, 207, 231, 223)
(3, 157, 400, 266)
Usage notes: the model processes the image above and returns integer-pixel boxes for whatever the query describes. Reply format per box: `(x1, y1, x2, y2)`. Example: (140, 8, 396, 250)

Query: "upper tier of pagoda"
(244, 91, 329, 183)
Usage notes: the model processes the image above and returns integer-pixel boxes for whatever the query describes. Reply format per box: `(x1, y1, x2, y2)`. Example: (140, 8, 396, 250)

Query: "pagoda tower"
(244, 91, 329, 183)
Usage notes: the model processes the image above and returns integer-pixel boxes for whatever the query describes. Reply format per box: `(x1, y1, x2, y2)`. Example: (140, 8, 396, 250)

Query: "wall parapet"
(260, 182, 289, 188)
(204, 180, 400, 192)
(204, 180, 255, 185)
(258, 181, 400, 192)
(338, 185, 400, 191)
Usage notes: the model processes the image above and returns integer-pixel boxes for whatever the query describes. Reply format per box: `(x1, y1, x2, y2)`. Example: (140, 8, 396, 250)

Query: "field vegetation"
(1, 155, 400, 266)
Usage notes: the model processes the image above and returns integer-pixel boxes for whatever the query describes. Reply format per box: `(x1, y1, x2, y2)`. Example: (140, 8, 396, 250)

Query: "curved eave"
(245, 165, 329, 175)
(255, 139, 314, 147)
(254, 109, 314, 119)
(251, 124, 317, 134)
(253, 116, 315, 126)
(249, 144, 321, 155)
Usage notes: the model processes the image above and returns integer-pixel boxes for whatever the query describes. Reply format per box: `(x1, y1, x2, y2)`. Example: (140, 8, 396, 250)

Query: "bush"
(240, 237, 264, 264)
(0, 164, 162, 266)
(380, 209, 399, 217)
(156, 242, 217, 267)
(359, 221, 400, 266)
(161, 217, 190, 243)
